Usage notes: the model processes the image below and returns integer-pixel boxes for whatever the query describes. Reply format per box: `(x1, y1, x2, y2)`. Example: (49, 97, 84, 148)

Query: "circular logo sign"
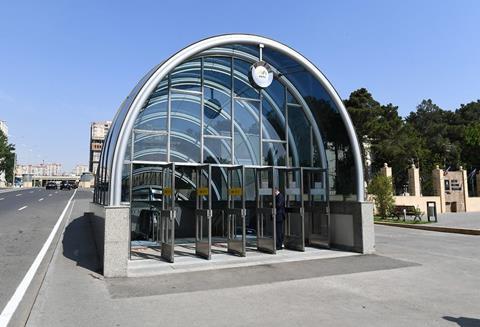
(249, 61, 273, 89)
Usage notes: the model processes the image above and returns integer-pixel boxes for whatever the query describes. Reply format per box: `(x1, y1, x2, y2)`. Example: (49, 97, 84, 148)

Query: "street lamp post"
(11, 151, 16, 187)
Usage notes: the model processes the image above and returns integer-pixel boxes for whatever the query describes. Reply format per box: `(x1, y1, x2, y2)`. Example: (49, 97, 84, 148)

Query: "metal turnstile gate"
(159, 163, 175, 263)
(279, 167, 305, 251)
(225, 165, 246, 256)
(302, 167, 330, 248)
(255, 167, 276, 254)
(195, 164, 212, 259)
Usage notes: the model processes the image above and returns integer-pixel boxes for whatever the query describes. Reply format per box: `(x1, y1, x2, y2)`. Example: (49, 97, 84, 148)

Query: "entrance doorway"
(130, 163, 329, 263)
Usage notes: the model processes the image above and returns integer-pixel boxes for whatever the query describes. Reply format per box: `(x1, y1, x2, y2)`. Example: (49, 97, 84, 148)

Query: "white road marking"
(15, 194, 22, 197)
(29, 191, 34, 193)
(0, 198, 4, 201)
(54, 191, 58, 194)
(48, 194, 52, 197)
(38, 198, 44, 202)
(0, 189, 77, 326)
(18, 206, 27, 211)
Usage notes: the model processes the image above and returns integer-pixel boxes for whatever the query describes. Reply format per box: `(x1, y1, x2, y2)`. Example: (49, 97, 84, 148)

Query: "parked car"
(46, 181, 57, 190)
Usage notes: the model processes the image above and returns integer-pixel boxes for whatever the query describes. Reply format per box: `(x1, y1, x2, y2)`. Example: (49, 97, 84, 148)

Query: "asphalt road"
(0, 187, 90, 314)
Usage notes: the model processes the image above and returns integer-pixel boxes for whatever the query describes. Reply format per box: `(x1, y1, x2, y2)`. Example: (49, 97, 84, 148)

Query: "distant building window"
(444, 180, 450, 191)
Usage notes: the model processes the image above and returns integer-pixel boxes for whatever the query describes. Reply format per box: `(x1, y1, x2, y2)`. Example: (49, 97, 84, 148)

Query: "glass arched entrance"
(93, 35, 366, 264)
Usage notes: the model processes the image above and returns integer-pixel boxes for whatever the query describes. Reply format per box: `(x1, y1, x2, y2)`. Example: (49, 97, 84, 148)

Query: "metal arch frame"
(107, 34, 364, 205)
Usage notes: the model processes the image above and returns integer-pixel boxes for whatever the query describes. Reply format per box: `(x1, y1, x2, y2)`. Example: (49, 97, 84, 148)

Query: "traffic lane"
(0, 188, 65, 214)
(0, 190, 91, 313)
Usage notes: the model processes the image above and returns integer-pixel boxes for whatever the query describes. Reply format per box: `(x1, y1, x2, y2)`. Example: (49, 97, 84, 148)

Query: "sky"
(0, 0, 479, 172)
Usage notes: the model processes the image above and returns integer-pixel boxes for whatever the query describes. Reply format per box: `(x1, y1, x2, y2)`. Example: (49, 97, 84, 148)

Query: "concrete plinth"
(89, 203, 130, 277)
(330, 201, 375, 254)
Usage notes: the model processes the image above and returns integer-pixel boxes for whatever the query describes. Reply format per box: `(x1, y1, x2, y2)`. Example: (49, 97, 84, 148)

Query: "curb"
(375, 222, 480, 235)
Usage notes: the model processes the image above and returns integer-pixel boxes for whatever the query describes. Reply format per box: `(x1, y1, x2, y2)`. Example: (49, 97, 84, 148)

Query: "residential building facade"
(89, 121, 111, 175)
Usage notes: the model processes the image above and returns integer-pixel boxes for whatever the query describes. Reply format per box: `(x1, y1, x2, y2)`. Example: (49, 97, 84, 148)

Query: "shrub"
(368, 175, 394, 219)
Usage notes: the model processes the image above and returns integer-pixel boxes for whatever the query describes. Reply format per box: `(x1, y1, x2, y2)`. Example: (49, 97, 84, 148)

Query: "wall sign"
(249, 61, 273, 89)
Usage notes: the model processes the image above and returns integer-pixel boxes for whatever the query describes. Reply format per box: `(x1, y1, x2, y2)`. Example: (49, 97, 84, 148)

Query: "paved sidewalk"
(433, 211, 480, 230)
(25, 203, 480, 326)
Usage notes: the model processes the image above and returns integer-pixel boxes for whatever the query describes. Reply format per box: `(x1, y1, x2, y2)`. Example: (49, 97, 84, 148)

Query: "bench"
(392, 205, 422, 222)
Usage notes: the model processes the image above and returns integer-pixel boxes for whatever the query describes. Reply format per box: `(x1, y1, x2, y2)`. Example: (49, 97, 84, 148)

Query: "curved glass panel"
(171, 59, 201, 92)
(99, 41, 360, 206)
(263, 47, 357, 199)
(234, 99, 260, 165)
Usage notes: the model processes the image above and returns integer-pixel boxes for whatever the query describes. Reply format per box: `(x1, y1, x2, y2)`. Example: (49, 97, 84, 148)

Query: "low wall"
(89, 203, 130, 277)
(330, 201, 375, 254)
(466, 197, 480, 212)
(393, 195, 442, 214)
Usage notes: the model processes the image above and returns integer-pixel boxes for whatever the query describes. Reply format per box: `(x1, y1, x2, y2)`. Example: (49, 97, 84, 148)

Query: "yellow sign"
(197, 187, 209, 196)
(163, 187, 172, 196)
(228, 187, 243, 196)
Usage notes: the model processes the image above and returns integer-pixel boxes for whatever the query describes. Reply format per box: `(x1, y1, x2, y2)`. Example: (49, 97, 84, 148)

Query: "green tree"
(0, 130, 15, 184)
(345, 88, 428, 193)
(367, 174, 394, 219)
(405, 99, 462, 194)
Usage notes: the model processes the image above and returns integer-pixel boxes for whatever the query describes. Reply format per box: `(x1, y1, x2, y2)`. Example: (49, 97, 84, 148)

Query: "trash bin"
(426, 201, 437, 222)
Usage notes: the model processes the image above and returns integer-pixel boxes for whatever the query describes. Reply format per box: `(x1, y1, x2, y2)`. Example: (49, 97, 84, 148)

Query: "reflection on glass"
(234, 99, 259, 165)
(130, 164, 162, 242)
(204, 86, 231, 136)
(204, 138, 232, 164)
(263, 142, 287, 166)
(288, 105, 311, 167)
(133, 132, 167, 162)
(171, 59, 201, 92)
(134, 99, 167, 131)
(233, 59, 259, 99)
(170, 92, 201, 162)
(262, 97, 285, 140)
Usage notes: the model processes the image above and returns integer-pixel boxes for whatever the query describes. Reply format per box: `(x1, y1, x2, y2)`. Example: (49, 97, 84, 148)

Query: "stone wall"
(394, 195, 442, 214)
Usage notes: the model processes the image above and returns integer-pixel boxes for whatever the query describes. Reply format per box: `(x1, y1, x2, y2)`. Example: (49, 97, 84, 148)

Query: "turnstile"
(225, 165, 246, 256)
(195, 164, 212, 259)
(278, 167, 305, 251)
(255, 166, 276, 254)
(159, 163, 175, 263)
(302, 167, 330, 248)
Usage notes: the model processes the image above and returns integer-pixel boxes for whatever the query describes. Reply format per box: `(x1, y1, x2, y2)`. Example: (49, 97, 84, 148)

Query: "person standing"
(275, 187, 285, 250)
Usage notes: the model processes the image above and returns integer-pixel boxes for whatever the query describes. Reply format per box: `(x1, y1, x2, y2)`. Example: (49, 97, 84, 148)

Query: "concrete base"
(89, 201, 375, 277)
(89, 203, 130, 277)
(330, 201, 375, 254)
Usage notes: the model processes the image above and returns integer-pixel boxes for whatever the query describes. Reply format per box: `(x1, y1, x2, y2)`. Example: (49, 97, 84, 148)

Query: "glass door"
(195, 164, 212, 259)
(255, 166, 276, 254)
(278, 167, 305, 251)
(226, 165, 246, 256)
(160, 163, 175, 263)
(302, 167, 329, 248)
